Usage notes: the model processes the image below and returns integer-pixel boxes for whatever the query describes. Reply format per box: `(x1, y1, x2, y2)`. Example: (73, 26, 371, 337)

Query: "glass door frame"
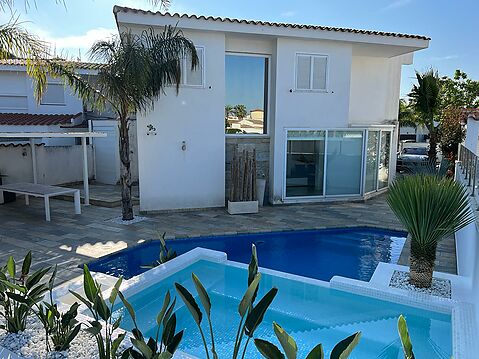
(283, 126, 394, 202)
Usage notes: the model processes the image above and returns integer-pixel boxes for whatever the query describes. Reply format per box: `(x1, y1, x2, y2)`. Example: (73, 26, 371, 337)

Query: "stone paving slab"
(0, 193, 457, 284)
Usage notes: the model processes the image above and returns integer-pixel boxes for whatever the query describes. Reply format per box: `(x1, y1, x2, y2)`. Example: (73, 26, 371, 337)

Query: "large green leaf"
(118, 291, 136, 323)
(305, 344, 324, 359)
(239, 273, 261, 317)
(273, 322, 297, 359)
(25, 267, 50, 290)
(254, 339, 285, 359)
(21, 251, 32, 277)
(156, 291, 171, 326)
(174, 282, 202, 325)
(192, 273, 211, 316)
(398, 315, 415, 359)
(330, 332, 361, 359)
(244, 287, 278, 337)
(109, 276, 123, 305)
(82, 265, 98, 302)
(6, 256, 15, 278)
(166, 330, 183, 354)
(132, 337, 153, 358)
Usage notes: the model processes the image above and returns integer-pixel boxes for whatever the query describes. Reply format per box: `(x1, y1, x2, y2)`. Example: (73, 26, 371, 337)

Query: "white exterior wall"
(465, 117, 479, 155)
(137, 30, 226, 211)
(92, 120, 139, 185)
(349, 55, 403, 125)
(271, 38, 353, 202)
(0, 144, 94, 184)
(0, 70, 83, 115)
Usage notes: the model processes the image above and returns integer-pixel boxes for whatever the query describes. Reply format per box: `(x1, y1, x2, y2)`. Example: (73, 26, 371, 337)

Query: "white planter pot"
(227, 200, 259, 215)
(256, 178, 266, 206)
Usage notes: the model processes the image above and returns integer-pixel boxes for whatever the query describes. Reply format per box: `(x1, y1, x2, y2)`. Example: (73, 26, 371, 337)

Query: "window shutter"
(312, 56, 327, 90)
(41, 83, 65, 105)
(296, 55, 311, 90)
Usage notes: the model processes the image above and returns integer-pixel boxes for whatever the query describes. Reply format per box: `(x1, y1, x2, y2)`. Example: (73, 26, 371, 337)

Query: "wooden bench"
(0, 183, 81, 221)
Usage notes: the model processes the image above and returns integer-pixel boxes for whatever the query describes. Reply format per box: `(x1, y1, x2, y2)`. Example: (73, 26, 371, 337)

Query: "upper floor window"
(225, 54, 269, 135)
(41, 83, 65, 105)
(295, 54, 328, 91)
(180, 47, 204, 87)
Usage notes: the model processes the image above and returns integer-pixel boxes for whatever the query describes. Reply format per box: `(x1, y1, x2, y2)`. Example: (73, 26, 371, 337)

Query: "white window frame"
(180, 46, 205, 88)
(294, 53, 329, 92)
(224, 52, 271, 137)
(40, 82, 66, 106)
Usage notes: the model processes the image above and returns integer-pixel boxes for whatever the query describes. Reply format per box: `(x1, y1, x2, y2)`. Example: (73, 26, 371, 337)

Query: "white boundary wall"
(0, 144, 94, 185)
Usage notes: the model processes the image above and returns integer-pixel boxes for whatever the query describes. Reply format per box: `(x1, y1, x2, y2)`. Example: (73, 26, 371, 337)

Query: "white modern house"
(114, 6, 429, 212)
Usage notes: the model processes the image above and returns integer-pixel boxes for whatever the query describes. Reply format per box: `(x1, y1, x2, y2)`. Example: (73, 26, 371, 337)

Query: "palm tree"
(408, 69, 441, 161)
(61, 27, 198, 220)
(234, 104, 247, 119)
(387, 175, 474, 288)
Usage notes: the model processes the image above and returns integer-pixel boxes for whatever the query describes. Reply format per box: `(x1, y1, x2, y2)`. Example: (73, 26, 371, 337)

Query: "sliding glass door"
(325, 131, 363, 196)
(285, 129, 392, 200)
(286, 131, 325, 197)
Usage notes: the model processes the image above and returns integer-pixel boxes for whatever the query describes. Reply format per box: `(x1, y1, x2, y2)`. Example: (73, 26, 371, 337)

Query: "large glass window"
(225, 54, 268, 135)
(286, 131, 325, 197)
(325, 131, 363, 195)
(378, 132, 391, 189)
(365, 131, 379, 193)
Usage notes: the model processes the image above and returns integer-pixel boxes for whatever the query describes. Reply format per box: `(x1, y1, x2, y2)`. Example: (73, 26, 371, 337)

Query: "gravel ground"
(389, 270, 452, 298)
(0, 314, 133, 359)
(107, 215, 148, 225)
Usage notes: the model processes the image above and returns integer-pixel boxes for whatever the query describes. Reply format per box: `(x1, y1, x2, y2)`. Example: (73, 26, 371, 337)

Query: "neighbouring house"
(399, 124, 429, 142)
(463, 109, 479, 155)
(0, 59, 138, 185)
(114, 6, 429, 212)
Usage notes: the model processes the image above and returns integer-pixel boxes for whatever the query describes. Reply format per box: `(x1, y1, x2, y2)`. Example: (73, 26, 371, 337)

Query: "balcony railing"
(458, 143, 478, 196)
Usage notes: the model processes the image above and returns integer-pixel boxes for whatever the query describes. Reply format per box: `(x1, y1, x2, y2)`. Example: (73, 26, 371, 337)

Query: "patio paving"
(0, 193, 457, 284)
(57, 182, 139, 207)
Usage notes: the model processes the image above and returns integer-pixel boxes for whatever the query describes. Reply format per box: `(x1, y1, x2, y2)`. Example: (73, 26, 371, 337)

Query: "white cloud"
(430, 55, 460, 61)
(382, 0, 413, 11)
(280, 10, 296, 18)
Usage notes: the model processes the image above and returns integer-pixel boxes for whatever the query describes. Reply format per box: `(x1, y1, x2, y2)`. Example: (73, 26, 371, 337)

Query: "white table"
(0, 183, 81, 221)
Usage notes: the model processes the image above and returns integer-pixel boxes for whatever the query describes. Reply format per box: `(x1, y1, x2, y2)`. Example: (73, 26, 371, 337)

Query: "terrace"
(0, 193, 456, 284)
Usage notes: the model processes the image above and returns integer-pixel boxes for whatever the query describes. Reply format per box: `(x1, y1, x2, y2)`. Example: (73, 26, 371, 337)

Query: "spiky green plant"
(387, 175, 474, 287)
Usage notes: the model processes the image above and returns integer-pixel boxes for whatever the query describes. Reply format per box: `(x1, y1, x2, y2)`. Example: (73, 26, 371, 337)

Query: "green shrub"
(0, 251, 50, 333)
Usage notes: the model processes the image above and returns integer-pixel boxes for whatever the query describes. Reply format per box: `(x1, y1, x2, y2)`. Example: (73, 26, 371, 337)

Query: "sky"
(1, 0, 478, 97)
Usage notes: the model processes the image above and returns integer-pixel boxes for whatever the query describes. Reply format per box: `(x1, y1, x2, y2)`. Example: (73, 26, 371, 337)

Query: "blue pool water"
(89, 227, 407, 281)
(112, 260, 452, 359)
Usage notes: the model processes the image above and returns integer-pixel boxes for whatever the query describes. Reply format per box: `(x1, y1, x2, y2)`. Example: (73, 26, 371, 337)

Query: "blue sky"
(1, 0, 477, 97)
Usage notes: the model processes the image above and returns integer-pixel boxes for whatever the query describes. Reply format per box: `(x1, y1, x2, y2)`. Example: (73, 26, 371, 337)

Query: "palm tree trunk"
(118, 115, 133, 221)
(427, 120, 437, 162)
(409, 240, 436, 288)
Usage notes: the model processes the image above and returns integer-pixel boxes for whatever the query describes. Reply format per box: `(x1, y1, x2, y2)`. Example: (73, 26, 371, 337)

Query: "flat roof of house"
(114, 6, 430, 41)
(0, 113, 83, 126)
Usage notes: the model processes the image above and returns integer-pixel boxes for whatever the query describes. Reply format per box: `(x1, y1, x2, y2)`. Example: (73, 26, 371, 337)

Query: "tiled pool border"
(90, 247, 474, 359)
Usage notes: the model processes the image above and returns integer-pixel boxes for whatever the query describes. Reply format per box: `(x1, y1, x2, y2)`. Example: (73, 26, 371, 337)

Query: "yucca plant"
(387, 174, 474, 287)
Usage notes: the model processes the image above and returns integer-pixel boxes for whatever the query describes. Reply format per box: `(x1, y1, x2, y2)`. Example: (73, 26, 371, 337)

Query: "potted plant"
(228, 147, 258, 214)
(387, 174, 474, 288)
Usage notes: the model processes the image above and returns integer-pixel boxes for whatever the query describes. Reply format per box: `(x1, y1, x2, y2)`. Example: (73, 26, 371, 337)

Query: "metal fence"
(458, 143, 478, 196)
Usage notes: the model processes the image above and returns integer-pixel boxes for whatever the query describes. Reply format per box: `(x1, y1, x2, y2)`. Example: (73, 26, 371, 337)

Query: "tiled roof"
(0, 59, 105, 70)
(0, 113, 82, 126)
(113, 6, 430, 41)
(465, 108, 479, 120)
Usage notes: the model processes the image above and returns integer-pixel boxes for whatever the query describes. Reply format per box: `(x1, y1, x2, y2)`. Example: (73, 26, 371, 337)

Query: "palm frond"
(387, 175, 474, 261)
(408, 69, 441, 128)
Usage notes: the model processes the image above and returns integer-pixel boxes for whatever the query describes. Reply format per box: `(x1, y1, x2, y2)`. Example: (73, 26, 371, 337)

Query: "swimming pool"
(89, 227, 406, 281)
(112, 258, 451, 359)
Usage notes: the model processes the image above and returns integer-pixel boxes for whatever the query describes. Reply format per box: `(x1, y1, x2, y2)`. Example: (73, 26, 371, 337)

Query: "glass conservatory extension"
(284, 128, 393, 200)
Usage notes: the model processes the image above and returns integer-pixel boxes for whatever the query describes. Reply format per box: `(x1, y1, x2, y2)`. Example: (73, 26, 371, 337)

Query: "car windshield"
(402, 147, 428, 155)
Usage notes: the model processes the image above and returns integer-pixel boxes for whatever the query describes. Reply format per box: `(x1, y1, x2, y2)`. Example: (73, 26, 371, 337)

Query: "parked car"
(396, 146, 429, 172)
